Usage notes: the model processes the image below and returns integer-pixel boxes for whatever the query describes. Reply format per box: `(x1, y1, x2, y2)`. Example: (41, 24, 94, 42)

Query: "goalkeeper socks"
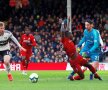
(67, 71, 75, 79)
(71, 71, 75, 76)
(90, 73, 93, 80)
(90, 69, 97, 80)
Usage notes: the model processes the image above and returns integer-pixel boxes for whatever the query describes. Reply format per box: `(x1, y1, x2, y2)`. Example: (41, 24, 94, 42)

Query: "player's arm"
(60, 21, 65, 37)
(99, 34, 104, 47)
(97, 30, 104, 47)
(10, 32, 26, 51)
(30, 35, 37, 46)
(89, 30, 99, 53)
(60, 21, 64, 32)
(60, 19, 70, 38)
(67, 17, 70, 31)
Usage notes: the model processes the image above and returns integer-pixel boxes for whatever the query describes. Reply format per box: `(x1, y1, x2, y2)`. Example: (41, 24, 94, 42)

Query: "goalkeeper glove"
(82, 52, 90, 58)
(76, 47, 81, 53)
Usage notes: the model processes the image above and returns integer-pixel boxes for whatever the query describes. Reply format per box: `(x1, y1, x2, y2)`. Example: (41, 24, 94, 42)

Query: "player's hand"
(20, 46, 26, 52)
(76, 47, 81, 53)
(82, 52, 89, 58)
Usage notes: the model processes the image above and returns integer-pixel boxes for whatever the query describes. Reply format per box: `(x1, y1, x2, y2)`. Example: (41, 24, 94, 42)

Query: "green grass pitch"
(0, 70, 108, 90)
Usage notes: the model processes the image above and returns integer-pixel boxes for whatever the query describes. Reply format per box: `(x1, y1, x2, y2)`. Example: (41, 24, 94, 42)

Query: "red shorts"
(20, 49, 32, 60)
(69, 54, 88, 67)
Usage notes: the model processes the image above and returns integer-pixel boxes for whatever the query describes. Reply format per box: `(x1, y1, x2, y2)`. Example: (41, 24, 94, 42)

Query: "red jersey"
(61, 37, 76, 57)
(69, 54, 87, 66)
(61, 37, 88, 68)
(20, 34, 37, 49)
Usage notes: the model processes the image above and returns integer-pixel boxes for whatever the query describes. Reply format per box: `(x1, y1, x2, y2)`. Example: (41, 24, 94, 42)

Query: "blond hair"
(0, 22, 5, 27)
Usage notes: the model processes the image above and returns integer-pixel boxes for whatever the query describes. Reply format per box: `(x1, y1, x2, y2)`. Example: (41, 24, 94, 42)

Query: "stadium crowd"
(0, 0, 108, 63)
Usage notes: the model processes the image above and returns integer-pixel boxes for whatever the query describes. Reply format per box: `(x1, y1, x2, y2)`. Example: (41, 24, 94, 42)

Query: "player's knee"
(4, 60, 10, 65)
(4, 55, 10, 65)
(84, 63, 92, 68)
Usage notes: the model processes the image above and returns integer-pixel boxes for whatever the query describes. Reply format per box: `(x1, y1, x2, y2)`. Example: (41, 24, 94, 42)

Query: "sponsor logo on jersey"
(4, 37, 8, 39)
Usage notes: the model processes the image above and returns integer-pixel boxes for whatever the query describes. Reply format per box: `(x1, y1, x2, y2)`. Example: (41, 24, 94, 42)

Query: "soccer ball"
(29, 73, 39, 83)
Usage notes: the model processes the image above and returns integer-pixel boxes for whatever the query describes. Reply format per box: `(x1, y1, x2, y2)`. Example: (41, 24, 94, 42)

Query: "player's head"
(85, 19, 94, 31)
(24, 27, 31, 35)
(0, 22, 5, 35)
(65, 31, 73, 39)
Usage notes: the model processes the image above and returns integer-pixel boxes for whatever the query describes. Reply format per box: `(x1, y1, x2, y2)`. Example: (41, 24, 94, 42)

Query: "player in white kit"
(0, 22, 26, 81)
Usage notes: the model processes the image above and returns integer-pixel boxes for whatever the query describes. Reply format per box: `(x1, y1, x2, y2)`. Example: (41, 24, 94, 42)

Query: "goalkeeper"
(68, 19, 102, 80)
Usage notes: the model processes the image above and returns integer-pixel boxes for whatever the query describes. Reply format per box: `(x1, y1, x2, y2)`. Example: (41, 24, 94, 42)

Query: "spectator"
(43, 55, 50, 62)
(30, 54, 37, 63)
(104, 20, 108, 31)
(13, 53, 22, 63)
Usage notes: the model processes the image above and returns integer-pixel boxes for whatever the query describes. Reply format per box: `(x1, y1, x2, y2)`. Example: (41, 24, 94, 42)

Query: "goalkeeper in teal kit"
(68, 20, 101, 80)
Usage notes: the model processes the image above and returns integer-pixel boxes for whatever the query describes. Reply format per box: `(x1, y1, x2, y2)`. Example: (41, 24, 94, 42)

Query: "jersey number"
(95, 56, 99, 60)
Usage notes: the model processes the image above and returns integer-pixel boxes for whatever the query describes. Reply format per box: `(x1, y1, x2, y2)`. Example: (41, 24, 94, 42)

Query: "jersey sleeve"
(77, 30, 86, 47)
(9, 32, 21, 48)
(97, 30, 104, 47)
(30, 35, 37, 46)
(89, 30, 99, 53)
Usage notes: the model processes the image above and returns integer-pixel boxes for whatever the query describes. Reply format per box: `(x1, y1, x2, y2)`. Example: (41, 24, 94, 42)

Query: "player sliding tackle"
(0, 22, 26, 81)
(69, 20, 103, 80)
(59, 20, 102, 80)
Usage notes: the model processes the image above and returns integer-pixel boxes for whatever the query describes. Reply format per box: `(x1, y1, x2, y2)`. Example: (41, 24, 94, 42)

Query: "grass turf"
(0, 70, 108, 90)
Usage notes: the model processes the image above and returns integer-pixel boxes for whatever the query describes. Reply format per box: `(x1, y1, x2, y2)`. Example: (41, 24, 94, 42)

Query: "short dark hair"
(24, 27, 30, 31)
(86, 19, 94, 24)
(65, 31, 72, 37)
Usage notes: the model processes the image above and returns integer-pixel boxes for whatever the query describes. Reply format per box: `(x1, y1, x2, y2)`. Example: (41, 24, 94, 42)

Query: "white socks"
(5, 65, 10, 74)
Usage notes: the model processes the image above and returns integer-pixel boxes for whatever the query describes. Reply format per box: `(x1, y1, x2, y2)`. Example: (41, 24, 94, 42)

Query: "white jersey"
(0, 30, 21, 51)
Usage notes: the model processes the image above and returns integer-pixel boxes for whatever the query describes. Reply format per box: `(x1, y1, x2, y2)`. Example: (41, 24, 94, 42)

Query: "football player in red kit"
(20, 27, 37, 75)
(60, 30, 102, 80)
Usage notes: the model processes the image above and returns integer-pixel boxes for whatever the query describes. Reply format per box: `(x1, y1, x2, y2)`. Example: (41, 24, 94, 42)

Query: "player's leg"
(21, 50, 32, 75)
(89, 54, 99, 80)
(68, 54, 87, 79)
(67, 71, 75, 79)
(3, 51, 13, 81)
(25, 50, 32, 70)
(68, 67, 86, 79)
(25, 55, 30, 69)
(20, 50, 28, 75)
(70, 65, 85, 80)
(22, 56, 28, 75)
(90, 61, 99, 80)
(84, 62, 102, 80)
